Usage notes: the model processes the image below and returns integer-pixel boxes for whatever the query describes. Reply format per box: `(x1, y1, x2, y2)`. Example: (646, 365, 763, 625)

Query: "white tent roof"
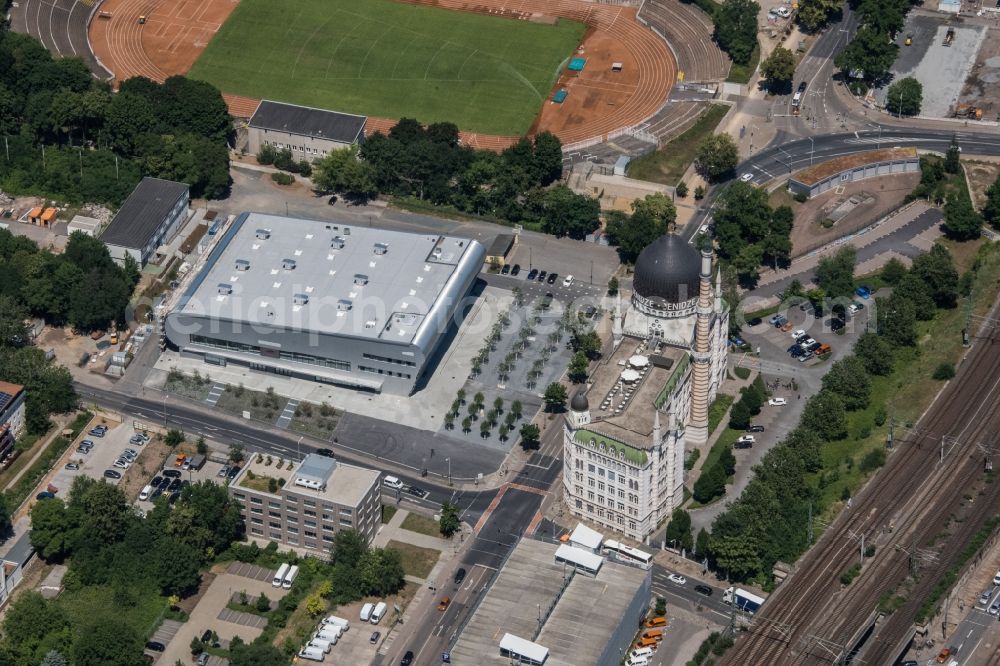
(499, 633, 549, 664)
(569, 523, 603, 550)
(555, 544, 604, 574)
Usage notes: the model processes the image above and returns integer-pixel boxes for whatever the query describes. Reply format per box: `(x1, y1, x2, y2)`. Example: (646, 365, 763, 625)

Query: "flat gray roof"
(297, 453, 337, 484)
(235, 454, 379, 507)
(450, 539, 647, 666)
(101, 177, 188, 250)
(177, 213, 485, 347)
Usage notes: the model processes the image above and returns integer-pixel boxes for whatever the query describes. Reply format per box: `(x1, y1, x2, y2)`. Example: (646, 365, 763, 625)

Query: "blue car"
(855, 286, 871, 300)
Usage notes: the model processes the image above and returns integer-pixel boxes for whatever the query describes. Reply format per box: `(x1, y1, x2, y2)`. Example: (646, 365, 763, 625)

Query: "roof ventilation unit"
(218, 283, 233, 295)
(343, 227, 351, 235)
(293, 293, 309, 306)
(255, 229, 271, 240)
(374, 242, 388, 255)
(282, 258, 297, 270)
(353, 274, 369, 286)
(235, 259, 250, 271)
(331, 236, 346, 249)
(432, 246, 443, 257)
(337, 299, 353, 311)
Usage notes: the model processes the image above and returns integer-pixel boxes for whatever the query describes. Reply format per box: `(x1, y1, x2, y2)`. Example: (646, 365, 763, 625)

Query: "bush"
(271, 172, 295, 186)
(933, 363, 956, 380)
(256, 144, 277, 166)
(676, 181, 689, 198)
(793, 191, 808, 203)
(859, 448, 885, 473)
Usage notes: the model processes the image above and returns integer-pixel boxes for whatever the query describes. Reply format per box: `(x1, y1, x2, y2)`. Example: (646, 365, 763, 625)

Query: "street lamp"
(808, 136, 815, 167)
(446, 457, 451, 483)
(162, 394, 168, 427)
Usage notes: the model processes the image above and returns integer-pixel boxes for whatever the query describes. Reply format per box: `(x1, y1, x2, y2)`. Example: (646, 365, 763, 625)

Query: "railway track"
(721, 321, 1000, 665)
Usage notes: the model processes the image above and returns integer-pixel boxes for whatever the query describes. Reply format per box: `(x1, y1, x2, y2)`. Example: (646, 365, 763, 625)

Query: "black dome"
(570, 392, 589, 412)
(633, 234, 702, 305)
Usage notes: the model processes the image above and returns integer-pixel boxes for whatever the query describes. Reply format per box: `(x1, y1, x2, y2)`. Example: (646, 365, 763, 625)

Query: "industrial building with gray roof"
(101, 177, 189, 266)
(164, 212, 485, 394)
(449, 538, 650, 666)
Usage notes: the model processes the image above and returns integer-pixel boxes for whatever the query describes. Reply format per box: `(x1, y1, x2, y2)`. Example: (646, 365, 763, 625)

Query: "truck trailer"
(723, 586, 765, 614)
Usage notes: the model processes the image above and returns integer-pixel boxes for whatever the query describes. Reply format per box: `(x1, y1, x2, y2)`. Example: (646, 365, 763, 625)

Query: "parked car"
(747, 425, 765, 433)
(162, 469, 181, 479)
(88, 428, 106, 438)
(830, 318, 845, 332)
(789, 346, 805, 358)
(562, 275, 573, 287)
(168, 478, 182, 492)
(980, 589, 993, 606)
(104, 470, 122, 480)
(112, 460, 131, 470)
(500, 264, 510, 275)
(145, 641, 165, 652)
(228, 467, 240, 479)
(218, 466, 230, 478)
(993, 601, 1000, 616)
(848, 302, 864, 314)
(807, 341, 823, 352)
(780, 322, 794, 332)
(537, 270, 547, 282)
(370, 631, 381, 645)
(769, 398, 787, 406)
(798, 351, 814, 362)
(856, 285, 872, 299)
(547, 272, 558, 284)
(734, 439, 753, 450)
(737, 434, 755, 445)
(667, 573, 687, 585)
(36, 491, 55, 500)
(994, 570, 1000, 585)
(65, 462, 79, 471)
(747, 317, 762, 326)
(792, 329, 805, 339)
(526, 268, 538, 280)
(510, 264, 521, 276)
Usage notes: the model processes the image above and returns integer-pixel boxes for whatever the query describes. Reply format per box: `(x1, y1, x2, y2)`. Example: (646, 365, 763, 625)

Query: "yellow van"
(645, 617, 667, 628)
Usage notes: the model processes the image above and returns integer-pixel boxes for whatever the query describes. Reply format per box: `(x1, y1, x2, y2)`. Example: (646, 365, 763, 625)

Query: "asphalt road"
(681, 129, 1000, 243)
(651, 564, 734, 623)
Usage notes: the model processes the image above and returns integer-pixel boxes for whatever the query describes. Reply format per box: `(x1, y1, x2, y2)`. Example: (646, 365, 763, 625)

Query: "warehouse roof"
(249, 100, 367, 144)
(101, 178, 188, 250)
(176, 212, 485, 347)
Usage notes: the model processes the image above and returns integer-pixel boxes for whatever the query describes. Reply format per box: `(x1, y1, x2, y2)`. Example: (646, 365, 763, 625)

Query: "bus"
(603, 540, 653, 569)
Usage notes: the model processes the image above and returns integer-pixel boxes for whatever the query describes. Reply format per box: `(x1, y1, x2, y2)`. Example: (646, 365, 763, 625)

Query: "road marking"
(507, 482, 548, 497)
(524, 510, 544, 537)
(472, 484, 508, 534)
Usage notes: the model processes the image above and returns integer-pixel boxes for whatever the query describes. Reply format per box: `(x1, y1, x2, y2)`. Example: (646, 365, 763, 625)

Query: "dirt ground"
(36, 326, 119, 386)
(964, 159, 1000, 209)
(959, 23, 1000, 122)
(774, 173, 921, 257)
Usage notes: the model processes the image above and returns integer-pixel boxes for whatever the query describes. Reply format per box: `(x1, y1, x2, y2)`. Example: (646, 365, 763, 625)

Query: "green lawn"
(189, 0, 585, 135)
(59, 584, 165, 639)
(625, 104, 729, 185)
(386, 539, 440, 579)
(707, 394, 734, 436)
(400, 512, 441, 537)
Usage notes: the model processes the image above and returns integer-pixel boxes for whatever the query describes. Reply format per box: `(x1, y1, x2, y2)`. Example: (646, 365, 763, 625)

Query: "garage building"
(101, 177, 190, 266)
(164, 212, 485, 394)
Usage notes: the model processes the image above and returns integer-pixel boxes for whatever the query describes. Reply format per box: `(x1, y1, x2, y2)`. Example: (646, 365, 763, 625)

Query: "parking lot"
(50, 418, 139, 493)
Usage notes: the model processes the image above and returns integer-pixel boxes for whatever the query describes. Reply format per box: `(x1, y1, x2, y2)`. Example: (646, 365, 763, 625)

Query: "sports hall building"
(164, 212, 485, 394)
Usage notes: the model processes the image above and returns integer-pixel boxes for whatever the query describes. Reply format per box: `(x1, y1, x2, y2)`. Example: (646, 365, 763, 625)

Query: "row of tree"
(711, 180, 794, 286)
(0, 25, 230, 203)
(834, 0, 920, 85)
(310, 119, 601, 239)
(2, 477, 243, 665)
(694, 243, 960, 582)
(682, 0, 760, 67)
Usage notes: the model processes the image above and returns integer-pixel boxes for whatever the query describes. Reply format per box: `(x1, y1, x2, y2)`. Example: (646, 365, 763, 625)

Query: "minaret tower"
(686, 246, 715, 447)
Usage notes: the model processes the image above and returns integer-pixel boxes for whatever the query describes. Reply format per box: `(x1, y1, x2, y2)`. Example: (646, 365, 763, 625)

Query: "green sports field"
(188, 0, 586, 135)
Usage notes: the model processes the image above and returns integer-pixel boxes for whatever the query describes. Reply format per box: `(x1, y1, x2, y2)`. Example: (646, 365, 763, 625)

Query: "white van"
(360, 602, 374, 622)
(370, 601, 387, 624)
(298, 646, 325, 662)
(139, 485, 153, 501)
(382, 475, 404, 490)
(630, 647, 654, 660)
(282, 564, 299, 589)
(315, 626, 341, 643)
(273, 563, 290, 588)
(307, 638, 332, 654)
(321, 615, 350, 631)
(628, 658, 649, 666)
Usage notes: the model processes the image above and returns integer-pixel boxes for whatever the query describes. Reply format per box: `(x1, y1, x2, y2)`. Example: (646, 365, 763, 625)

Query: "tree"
(821, 356, 871, 411)
(568, 351, 589, 383)
(695, 528, 711, 557)
(885, 77, 922, 116)
(228, 442, 245, 466)
(29, 497, 74, 562)
(304, 592, 325, 617)
(911, 244, 959, 309)
(256, 593, 272, 612)
(40, 650, 69, 666)
(2, 593, 71, 665)
(608, 276, 619, 295)
(943, 190, 982, 241)
(359, 547, 405, 596)
(519, 423, 541, 450)
(814, 246, 856, 298)
(713, 0, 760, 65)
(881, 257, 908, 285)
(540, 387, 567, 417)
(532, 131, 564, 186)
(894, 273, 935, 321)
(695, 133, 739, 181)
(711, 534, 761, 581)
(165, 429, 185, 447)
(876, 294, 917, 347)
(834, 26, 899, 83)
(801, 391, 847, 440)
(540, 185, 600, 240)
(676, 181, 689, 198)
(570, 330, 602, 358)
(761, 47, 796, 88)
(728, 400, 751, 430)
(693, 464, 726, 504)
(312, 145, 378, 201)
(72, 617, 143, 666)
(983, 172, 1000, 229)
(855, 332, 894, 376)
(0, 295, 29, 348)
(944, 136, 962, 175)
(439, 501, 461, 537)
(331, 529, 368, 568)
(796, 0, 842, 31)
(228, 640, 288, 666)
(664, 508, 694, 551)
(152, 539, 201, 596)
